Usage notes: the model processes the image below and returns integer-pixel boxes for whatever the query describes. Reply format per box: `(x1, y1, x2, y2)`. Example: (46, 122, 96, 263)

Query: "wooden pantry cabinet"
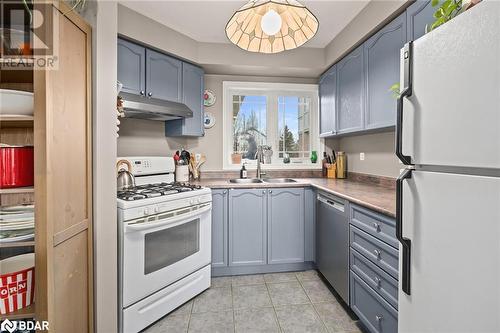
(1, 1, 93, 332)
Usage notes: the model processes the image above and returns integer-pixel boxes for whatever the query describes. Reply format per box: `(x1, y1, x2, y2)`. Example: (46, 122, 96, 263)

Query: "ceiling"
(119, 0, 370, 48)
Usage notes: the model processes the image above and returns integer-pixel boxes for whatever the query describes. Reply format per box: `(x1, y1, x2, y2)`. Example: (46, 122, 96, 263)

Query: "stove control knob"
(154, 207, 159, 213)
(143, 208, 149, 215)
(196, 198, 201, 203)
(190, 199, 195, 205)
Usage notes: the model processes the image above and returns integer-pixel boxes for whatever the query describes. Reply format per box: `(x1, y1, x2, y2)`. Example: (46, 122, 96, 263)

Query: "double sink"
(229, 178, 297, 184)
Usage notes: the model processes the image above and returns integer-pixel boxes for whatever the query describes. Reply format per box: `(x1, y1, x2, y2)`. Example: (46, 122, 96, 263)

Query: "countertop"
(193, 177, 396, 217)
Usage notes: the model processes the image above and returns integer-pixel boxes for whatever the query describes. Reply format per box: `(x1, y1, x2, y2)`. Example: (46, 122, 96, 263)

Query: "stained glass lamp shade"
(225, 0, 319, 54)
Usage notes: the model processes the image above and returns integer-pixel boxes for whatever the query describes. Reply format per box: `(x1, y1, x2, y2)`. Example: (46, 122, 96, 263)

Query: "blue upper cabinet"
(165, 62, 205, 137)
(406, 0, 436, 41)
(364, 14, 406, 130)
(336, 45, 365, 134)
(117, 38, 146, 96)
(145, 49, 182, 102)
(319, 65, 337, 137)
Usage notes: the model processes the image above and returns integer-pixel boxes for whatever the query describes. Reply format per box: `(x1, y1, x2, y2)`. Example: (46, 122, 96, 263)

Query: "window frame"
(222, 81, 322, 170)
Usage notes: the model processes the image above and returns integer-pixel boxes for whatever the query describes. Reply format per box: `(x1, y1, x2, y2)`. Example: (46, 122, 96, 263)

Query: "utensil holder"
(175, 165, 189, 182)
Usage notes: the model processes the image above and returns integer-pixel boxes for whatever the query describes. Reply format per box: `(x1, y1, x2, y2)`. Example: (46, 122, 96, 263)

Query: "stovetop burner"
(117, 182, 203, 201)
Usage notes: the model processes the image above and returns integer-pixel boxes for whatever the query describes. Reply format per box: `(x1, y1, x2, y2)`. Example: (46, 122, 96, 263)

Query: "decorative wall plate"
(204, 112, 215, 129)
(203, 89, 216, 107)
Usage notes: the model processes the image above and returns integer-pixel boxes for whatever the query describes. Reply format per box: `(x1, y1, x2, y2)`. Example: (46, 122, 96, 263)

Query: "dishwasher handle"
(317, 195, 345, 213)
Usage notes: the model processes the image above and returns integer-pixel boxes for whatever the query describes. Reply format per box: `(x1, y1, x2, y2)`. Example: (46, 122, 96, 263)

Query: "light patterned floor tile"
(313, 301, 361, 333)
(275, 304, 327, 333)
(296, 270, 321, 282)
(234, 307, 280, 333)
(233, 284, 272, 309)
(143, 313, 190, 333)
(301, 280, 337, 303)
(212, 276, 233, 288)
(188, 310, 234, 333)
(268, 281, 310, 306)
(192, 286, 232, 313)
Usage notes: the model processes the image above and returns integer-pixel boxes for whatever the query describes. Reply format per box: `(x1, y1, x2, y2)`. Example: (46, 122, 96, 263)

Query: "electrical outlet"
(360, 152, 365, 161)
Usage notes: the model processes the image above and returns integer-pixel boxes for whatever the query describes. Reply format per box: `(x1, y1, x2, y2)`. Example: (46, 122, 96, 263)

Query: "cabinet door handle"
(373, 250, 381, 259)
(148, 92, 153, 97)
(375, 315, 383, 322)
(373, 223, 380, 232)
(269, 190, 273, 194)
(140, 90, 145, 96)
(262, 190, 266, 194)
(223, 190, 227, 194)
(374, 276, 381, 288)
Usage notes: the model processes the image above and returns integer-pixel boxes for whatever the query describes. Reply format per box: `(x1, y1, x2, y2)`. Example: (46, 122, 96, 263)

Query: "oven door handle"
(125, 204, 211, 232)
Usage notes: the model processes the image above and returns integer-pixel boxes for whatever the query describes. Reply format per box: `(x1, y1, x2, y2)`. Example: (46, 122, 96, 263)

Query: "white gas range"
(117, 156, 211, 333)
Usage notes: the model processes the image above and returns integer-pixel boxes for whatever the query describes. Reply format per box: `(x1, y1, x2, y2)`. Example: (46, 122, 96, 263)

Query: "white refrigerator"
(396, 1, 500, 332)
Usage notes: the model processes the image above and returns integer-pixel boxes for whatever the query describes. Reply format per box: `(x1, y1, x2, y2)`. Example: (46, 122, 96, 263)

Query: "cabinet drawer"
(350, 248, 398, 309)
(350, 226, 398, 279)
(350, 271, 398, 333)
(350, 205, 397, 248)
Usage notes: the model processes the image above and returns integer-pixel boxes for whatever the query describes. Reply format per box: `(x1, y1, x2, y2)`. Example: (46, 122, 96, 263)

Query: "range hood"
(120, 92, 193, 121)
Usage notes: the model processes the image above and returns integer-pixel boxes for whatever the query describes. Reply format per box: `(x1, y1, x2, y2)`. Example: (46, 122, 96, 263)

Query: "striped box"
(0, 254, 35, 314)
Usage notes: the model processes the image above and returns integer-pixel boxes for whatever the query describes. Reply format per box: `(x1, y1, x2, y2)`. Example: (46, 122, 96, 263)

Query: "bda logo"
(0, 319, 17, 333)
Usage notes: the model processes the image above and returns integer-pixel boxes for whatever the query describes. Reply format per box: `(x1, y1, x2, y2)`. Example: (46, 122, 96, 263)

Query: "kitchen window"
(223, 81, 321, 170)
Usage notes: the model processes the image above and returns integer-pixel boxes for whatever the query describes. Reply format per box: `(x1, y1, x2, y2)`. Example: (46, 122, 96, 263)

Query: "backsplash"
(325, 131, 401, 178)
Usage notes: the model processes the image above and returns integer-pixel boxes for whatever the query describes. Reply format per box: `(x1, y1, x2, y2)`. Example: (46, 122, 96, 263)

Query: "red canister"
(0, 146, 34, 188)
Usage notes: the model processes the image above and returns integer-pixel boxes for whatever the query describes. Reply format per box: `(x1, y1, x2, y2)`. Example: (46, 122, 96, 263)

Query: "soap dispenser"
(240, 163, 248, 179)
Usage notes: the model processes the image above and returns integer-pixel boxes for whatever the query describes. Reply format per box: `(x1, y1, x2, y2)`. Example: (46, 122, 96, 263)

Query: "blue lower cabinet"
(350, 271, 398, 333)
(268, 188, 305, 264)
(350, 248, 398, 309)
(350, 225, 399, 279)
(211, 189, 228, 268)
(228, 189, 267, 266)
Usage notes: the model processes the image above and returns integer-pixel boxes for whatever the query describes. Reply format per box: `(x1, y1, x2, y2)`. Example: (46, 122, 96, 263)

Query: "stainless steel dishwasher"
(316, 192, 349, 304)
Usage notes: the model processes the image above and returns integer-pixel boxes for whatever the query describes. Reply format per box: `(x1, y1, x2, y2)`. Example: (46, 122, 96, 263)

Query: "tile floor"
(143, 270, 364, 333)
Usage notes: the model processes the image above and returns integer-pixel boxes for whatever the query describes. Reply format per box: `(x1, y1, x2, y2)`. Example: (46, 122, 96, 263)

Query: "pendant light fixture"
(225, 0, 319, 54)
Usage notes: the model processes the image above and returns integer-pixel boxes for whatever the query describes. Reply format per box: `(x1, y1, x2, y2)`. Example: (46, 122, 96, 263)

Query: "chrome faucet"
(255, 145, 272, 179)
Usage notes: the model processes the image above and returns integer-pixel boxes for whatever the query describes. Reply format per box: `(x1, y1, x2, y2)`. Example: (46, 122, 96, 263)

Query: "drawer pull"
(373, 249, 381, 259)
(375, 315, 383, 322)
(374, 276, 381, 288)
(373, 223, 381, 232)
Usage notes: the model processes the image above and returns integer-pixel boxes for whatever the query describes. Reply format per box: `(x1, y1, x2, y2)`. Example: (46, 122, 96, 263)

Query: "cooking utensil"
(117, 159, 135, 191)
(195, 155, 206, 170)
(0, 144, 34, 188)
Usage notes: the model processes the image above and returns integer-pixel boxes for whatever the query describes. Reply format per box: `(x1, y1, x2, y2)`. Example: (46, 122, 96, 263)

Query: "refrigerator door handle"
(397, 168, 413, 295)
(396, 41, 413, 166)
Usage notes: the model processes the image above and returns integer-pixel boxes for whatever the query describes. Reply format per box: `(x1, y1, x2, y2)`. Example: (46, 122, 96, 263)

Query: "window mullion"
(267, 93, 279, 165)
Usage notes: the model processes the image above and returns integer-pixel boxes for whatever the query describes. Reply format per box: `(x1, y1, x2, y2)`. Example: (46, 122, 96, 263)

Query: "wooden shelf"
(0, 241, 35, 249)
(0, 303, 35, 320)
(0, 115, 34, 128)
(0, 187, 34, 195)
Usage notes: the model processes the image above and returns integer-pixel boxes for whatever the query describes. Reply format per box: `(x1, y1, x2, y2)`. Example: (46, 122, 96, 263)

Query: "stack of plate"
(0, 205, 34, 243)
